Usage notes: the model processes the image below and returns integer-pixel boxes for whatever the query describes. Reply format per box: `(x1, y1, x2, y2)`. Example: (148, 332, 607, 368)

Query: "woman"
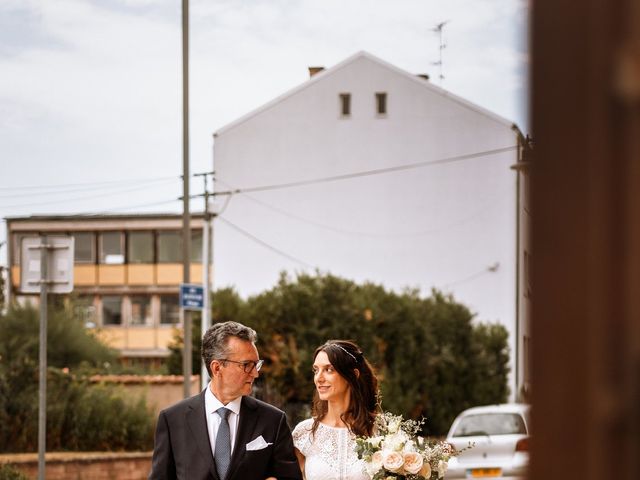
(292, 340, 379, 480)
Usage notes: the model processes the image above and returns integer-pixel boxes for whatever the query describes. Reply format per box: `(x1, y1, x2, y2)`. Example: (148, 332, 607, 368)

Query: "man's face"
(210, 337, 260, 404)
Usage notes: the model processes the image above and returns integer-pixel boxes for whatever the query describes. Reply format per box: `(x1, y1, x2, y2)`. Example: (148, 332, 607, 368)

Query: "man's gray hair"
(202, 321, 258, 376)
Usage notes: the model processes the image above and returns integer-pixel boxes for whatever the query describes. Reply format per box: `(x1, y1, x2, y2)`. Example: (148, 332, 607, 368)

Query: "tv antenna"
(431, 20, 449, 84)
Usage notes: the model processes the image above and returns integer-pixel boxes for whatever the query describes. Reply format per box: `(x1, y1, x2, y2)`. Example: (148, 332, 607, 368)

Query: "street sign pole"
(38, 237, 48, 480)
(20, 235, 74, 480)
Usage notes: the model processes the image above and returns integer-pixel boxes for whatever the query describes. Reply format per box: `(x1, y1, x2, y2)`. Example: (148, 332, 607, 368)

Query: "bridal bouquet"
(355, 412, 459, 480)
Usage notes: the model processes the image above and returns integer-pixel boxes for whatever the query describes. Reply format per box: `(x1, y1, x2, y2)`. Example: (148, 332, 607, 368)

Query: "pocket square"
(246, 435, 273, 451)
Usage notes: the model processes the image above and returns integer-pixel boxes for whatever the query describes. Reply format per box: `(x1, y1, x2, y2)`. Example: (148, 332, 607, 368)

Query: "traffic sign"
(20, 236, 74, 294)
(180, 283, 204, 310)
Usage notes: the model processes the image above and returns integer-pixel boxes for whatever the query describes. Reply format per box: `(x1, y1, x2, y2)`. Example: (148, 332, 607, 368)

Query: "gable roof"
(213, 51, 517, 137)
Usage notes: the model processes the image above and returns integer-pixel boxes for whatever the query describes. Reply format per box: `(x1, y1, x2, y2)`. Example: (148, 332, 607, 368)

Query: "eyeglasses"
(218, 359, 264, 373)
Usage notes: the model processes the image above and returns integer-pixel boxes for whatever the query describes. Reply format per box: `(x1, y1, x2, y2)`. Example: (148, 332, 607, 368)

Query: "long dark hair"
(311, 340, 379, 437)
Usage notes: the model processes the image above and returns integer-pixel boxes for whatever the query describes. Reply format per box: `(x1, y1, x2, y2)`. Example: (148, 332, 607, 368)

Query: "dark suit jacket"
(148, 391, 302, 480)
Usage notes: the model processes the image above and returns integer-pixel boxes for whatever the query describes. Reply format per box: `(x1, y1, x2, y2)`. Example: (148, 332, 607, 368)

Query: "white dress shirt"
(204, 384, 243, 457)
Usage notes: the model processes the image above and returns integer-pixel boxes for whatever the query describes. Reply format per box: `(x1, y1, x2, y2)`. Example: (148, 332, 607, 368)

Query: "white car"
(445, 403, 530, 479)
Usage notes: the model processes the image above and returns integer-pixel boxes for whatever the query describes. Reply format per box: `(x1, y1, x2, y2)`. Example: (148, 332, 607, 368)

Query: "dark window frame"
(339, 93, 351, 116)
(376, 92, 388, 115)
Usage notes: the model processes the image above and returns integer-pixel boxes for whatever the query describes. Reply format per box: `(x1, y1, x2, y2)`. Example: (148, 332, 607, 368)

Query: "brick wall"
(0, 452, 152, 480)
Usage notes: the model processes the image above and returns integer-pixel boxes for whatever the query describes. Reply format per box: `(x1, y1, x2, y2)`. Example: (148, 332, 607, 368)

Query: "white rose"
(403, 451, 424, 475)
(437, 459, 449, 478)
(387, 417, 401, 433)
(402, 439, 417, 453)
(367, 436, 384, 448)
(384, 431, 408, 451)
(382, 450, 405, 473)
(365, 450, 384, 477)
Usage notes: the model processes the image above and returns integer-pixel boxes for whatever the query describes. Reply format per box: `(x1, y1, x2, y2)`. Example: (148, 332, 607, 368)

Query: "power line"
(213, 145, 516, 196)
(439, 262, 500, 290)
(0, 177, 179, 200)
(221, 180, 510, 239)
(1, 178, 178, 209)
(0, 175, 178, 192)
(217, 216, 316, 269)
(77, 198, 180, 214)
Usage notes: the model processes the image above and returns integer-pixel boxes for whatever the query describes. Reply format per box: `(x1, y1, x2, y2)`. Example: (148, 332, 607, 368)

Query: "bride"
(292, 340, 379, 480)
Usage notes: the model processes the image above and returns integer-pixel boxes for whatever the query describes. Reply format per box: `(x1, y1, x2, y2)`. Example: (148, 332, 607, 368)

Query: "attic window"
(339, 93, 351, 116)
(376, 92, 387, 115)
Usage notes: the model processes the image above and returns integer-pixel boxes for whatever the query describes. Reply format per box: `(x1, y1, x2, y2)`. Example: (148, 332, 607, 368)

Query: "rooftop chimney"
(308, 66, 325, 78)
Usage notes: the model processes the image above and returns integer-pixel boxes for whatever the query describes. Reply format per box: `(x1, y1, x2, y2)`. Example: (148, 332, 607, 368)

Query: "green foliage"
(0, 302, 116, 372)
(0, 303, 154, 452)
(167, 273, 511, 436)
(0, 464, 29, 480)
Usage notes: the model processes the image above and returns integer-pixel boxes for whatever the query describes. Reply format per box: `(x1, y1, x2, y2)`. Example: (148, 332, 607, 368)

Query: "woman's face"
(313, 350, 351, 403)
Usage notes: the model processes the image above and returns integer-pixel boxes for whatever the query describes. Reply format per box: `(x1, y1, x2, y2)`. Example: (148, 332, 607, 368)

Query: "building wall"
(6, 215, 206, 363)
(213, 52, 521, 398)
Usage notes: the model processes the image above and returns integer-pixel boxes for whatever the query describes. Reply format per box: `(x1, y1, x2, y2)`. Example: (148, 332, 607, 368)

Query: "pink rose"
(403, 452, 424, 475)
(382, 450, 405, 472)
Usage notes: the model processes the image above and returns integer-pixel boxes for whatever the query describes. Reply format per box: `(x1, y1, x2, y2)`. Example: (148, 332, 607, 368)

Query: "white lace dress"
(292, 418, 369, 480)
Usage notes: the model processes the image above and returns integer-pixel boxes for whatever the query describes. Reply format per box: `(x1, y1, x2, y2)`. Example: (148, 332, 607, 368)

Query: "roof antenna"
(431, 20, 449, 84)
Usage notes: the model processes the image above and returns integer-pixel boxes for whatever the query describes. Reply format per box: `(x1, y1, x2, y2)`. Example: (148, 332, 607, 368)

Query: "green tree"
(165, 273, 510, 436)
(0, 303, 154, 452)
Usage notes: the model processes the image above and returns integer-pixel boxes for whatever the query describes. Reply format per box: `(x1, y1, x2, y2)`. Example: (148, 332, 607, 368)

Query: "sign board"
(180, 283, 204, 310)
(20, 236, 74, 294)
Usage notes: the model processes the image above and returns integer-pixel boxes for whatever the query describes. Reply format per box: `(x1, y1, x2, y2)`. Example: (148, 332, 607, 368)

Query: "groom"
(149, 321, 302, 480)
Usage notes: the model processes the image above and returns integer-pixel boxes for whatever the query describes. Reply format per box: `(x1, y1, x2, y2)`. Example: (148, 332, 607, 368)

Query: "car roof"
(455, 403, 531, 416)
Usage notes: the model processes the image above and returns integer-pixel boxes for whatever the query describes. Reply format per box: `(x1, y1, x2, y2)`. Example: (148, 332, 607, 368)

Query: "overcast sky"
(0, 0, 528, 297)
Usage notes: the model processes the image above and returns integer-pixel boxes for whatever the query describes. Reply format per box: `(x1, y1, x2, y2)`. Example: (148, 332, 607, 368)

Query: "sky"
(0, 0, 529, 299)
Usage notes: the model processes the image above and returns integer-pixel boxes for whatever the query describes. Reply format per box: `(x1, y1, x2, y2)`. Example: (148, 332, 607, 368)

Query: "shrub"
(0, 304, 155, 452)
(0, 464, 28, 480)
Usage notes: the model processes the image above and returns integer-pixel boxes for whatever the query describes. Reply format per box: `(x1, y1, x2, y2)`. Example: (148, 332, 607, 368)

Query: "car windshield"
(452, 413, 527, 437)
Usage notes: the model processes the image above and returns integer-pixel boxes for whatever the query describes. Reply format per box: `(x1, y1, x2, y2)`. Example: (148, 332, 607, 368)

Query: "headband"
(327, 343, 362, 363)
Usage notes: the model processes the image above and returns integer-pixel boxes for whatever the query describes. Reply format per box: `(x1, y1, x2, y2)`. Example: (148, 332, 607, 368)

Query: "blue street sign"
(180, 283, 204, 310)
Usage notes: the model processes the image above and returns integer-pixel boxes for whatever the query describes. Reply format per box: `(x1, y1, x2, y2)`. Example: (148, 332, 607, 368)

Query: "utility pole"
(195, 171, 215, 390)
(432, 21, 449, 84)
(181, 0, 192, 399)
(37, 239, 48, 480)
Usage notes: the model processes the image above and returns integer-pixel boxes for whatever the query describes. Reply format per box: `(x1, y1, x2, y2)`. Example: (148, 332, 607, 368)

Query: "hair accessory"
(328, 343, 359, 362)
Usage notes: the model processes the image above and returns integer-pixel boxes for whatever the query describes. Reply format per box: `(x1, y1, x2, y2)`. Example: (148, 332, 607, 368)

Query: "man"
(149, 321, 302, 480)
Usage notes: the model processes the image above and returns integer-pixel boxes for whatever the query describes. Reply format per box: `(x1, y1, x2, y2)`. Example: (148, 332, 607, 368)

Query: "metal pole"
(201, 201, 212, 390)
(37, 237, 48, 480)
(181, 0, 192, 399)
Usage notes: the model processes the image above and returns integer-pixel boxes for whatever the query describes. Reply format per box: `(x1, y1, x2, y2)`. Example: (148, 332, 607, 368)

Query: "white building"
(212, 51, 529, 400)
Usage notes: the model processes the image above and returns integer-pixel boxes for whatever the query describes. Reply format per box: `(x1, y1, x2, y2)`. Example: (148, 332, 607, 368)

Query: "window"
(158, 231, 181, 263)
(102, 296, 122, 325)
(191, 230, 203, 263)
(130, 296, 152, 326)
(74, 295, 97, 328)
(158, 230, 203, 263)
(376, 92, 387, 115)
(128, 231, 153, 263)
(99, 232, 124, 264)
(73, 232, 95, 264)
(160, 295, 180, 324)
(452, 413, 527, 437)
(339, 93, 351, 116)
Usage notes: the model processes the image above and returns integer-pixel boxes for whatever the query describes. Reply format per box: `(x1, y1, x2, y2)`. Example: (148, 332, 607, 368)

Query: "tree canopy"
(168, 272, 510, 435)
